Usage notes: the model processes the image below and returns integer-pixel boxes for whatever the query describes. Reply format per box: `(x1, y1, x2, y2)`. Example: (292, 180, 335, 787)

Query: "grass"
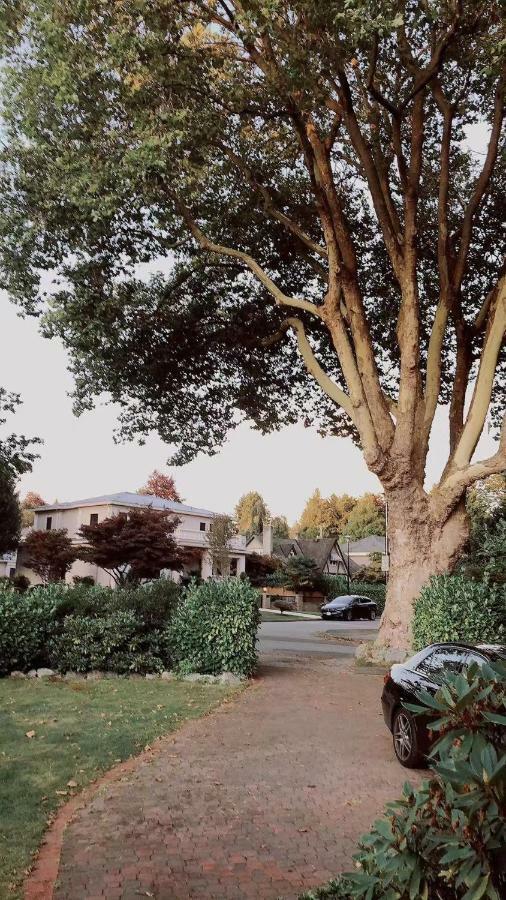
(259, 610, 318, 621)
(0, 676, 236, 899)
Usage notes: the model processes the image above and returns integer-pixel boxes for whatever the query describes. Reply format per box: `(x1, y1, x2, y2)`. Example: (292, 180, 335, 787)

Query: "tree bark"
(376, 488, 469, 655)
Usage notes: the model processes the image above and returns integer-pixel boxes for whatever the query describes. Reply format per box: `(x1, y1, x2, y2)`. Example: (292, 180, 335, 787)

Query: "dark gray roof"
(273, 536, 349, 573)
(35, 492, 216, 518)
(340, 535, 386, 554)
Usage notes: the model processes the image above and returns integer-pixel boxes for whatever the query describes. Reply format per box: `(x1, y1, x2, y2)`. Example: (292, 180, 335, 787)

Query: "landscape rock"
(36, 668, 55, 678)
(217, 672, 243, 686)
(145, 673, 159, 680)
(62, 672, 85, 682)
(27, 670, 37, 678)
(10, 671, 26, 679)
(161, 671, 175, 681)
(86, 671, 104, 681)
(182, 673, 217, 684)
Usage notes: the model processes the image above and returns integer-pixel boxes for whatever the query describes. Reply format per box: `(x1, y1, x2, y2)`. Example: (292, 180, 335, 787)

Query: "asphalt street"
(257, 617, 379, 658)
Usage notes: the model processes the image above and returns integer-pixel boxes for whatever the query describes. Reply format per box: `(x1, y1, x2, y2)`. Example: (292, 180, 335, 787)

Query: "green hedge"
(168, 578, 260, 676)
(0, 584, 60, 675)
(412, 574, 506, 651)
(0, 579, 180, 675)
(321, 576, 386, 613)
(49, 611, 171, 674)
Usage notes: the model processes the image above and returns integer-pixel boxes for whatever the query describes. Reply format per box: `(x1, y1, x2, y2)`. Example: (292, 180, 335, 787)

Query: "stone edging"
(23, 684, 251, 900)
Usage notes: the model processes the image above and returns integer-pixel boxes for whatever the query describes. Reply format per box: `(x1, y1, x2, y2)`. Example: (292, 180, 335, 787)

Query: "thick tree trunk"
(375, 488, 469, 657)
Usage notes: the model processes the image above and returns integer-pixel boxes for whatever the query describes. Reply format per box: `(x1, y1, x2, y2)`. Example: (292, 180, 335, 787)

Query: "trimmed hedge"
(168, 578, 260, 676)
(0, 584, 60, 675)
(412, 574, 506, 651)
(0, 579, 180, 675)
(321, 576, 386, 613)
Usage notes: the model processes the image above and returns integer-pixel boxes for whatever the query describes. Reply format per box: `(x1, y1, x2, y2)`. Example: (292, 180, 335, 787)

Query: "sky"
(0, 292, 499, 524)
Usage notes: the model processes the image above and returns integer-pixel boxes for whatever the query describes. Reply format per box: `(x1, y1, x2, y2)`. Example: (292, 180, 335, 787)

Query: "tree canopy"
(138, 470, 181, 502)
(78, 507, 183, 585)
(23, 528, 77, 583)
(0, 389, 41, 481)
(0, 468, 21, 556)
(297, 489, 384, 538)
(235, 491, 270, 535)
(1, 0, 503, 485)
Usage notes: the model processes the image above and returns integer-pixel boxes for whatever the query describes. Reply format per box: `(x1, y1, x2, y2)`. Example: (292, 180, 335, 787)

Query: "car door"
(351, 598, 361, 619)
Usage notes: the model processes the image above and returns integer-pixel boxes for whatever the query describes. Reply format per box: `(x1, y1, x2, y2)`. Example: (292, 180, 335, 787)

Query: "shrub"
(168, 578, 260, 676)
(321, 577, 386, 613)
(73, 575, 96, 586)
(413, 574, 506, 651)
(12, 574, 30, 593)
(272, 597, 297, 613)
(301, 659, 506, 900)
(49, 611, 171, 674)
(113, 579, 180, 630)
(0, 584, 61, 674)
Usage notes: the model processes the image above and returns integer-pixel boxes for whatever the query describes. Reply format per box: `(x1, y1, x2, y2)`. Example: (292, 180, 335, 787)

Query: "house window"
(230, 558, 238, 576)
(199, 522, 206, 531)
(90, 513, 98, 525)
(9, 568, 16, 578)
(46, 516, 52, 530)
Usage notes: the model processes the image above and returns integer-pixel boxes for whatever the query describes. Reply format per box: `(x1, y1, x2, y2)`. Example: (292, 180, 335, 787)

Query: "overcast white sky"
(0, 291, 499, 523)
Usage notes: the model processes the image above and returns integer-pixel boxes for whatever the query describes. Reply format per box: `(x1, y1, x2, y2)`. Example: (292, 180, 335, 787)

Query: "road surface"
(258, 617, 379, 658)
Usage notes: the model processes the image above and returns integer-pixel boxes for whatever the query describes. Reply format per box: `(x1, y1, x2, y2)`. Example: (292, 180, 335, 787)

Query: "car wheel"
(344, 610, 352, 621)
(370, 610, 376, 621)
(392, 709, 423, 768)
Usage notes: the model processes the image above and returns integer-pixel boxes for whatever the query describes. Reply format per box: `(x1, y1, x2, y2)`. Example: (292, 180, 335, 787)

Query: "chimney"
(263, 520, 273, 556)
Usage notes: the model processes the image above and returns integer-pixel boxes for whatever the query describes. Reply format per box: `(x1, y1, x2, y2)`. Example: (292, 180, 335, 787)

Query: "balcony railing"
(175, 529, 246, 551)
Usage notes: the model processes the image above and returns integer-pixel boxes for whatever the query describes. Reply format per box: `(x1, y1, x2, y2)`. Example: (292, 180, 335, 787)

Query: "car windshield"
(327, 597, 351, 607)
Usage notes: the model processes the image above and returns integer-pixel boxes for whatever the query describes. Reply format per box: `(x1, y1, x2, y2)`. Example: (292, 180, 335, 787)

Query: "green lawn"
(0, 676, 236, 898)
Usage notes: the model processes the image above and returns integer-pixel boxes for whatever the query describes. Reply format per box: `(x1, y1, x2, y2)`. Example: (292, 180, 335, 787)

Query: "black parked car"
(382, 642, 506, 768)
(320, 594, 378, 621)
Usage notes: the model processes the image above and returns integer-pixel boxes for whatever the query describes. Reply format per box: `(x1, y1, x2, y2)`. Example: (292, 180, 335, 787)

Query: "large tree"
(1, 2, 504, 652)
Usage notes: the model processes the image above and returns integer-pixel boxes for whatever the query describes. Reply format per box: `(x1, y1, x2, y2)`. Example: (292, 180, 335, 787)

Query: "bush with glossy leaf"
(301, 660, 506, 900)
(412, 575, 506, 651)
(168, 578, 260, 676)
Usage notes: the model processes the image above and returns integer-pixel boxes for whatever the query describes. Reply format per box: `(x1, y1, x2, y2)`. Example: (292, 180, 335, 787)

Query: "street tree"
(78, 508, 183, 586)
(1, 2, 504, 652)
(138, 469, 181, 502)
(23, 529, 76, 583)
(271, 515, 290, 538)
(0, 468, 21, 556)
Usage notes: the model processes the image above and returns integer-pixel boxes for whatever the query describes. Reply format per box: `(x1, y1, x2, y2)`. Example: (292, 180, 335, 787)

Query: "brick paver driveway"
(39, 651, 420, 900)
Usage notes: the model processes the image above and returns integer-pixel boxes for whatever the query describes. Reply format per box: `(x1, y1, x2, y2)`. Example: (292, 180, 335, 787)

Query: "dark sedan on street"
(382, 641, 506, 768)
(320, 594, 378, 621)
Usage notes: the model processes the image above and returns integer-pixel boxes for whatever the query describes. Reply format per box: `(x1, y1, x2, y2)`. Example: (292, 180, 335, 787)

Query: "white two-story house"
(15, 492, 247, 586)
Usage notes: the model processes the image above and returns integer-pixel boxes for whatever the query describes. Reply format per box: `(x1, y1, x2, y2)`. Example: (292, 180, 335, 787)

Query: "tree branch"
(452, 78, 504, 293)
(452, 275, 506, 469)
(172, 195, 325, 320)
(283, 317, 356, 421)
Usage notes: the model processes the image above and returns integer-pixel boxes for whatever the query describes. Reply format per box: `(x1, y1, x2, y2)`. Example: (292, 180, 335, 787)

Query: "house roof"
(340, 535, 386, 554)
(34, 492, 217, 518)
(272, 536, 351, 574)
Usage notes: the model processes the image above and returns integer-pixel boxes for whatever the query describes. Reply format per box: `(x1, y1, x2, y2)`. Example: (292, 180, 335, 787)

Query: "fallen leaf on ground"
(25, 731, 36, 739)
(55, 790, 68, 796)
(67, 780, 78, 788)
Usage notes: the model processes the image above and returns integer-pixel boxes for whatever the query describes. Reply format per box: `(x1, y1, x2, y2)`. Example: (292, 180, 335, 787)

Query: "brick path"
(44, 656, 417, 899)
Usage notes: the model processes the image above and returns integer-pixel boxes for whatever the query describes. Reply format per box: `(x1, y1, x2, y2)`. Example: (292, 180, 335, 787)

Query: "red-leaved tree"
(23, 528, 77, 583)
(78, 507, 184, 585)
(138, 470, 181, 503)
